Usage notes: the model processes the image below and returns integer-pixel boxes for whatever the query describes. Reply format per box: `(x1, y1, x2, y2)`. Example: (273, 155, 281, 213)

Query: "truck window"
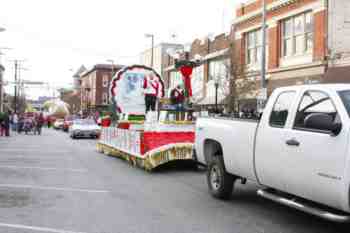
(269, 91, 296, 127)
(294, 91, 340, 130)
(339, 90, 350, 117)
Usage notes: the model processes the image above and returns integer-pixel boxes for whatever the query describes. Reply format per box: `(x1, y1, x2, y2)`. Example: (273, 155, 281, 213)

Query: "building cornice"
(235, 0, 326, 37)
(233, 0, 297, 25)
(233, 0, 326, 26)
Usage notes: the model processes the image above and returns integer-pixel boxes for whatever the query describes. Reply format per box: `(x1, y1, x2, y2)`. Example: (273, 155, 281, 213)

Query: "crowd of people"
(0, 111, 45, 137)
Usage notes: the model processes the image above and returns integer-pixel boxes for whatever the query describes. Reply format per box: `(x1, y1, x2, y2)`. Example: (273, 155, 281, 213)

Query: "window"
(103, 74, 109, 87)
(191, 65, 204, 100)
(102, 93, 108, 105)
(293, 91, 339, 131)
(269, 91, 296, 127)
(339, 90, 350, 116)
(208, 59, 229, 82)
(246, 29, 267, 65)
(282, 12, 313, 57)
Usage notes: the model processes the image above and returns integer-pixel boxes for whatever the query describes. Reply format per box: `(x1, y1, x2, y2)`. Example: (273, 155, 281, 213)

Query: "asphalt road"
(0, 128, 348, 233)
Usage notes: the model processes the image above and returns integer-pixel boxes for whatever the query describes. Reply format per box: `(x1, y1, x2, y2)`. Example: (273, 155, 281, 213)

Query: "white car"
(53, 119, 64, 130)
(70, 119, 101, 139)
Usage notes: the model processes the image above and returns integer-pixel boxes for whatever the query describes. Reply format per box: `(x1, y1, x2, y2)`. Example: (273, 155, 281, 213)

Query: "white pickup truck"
(195, 84, 350, 222)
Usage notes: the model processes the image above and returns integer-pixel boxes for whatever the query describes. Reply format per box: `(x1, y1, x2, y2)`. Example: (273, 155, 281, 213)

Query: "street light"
(85, 87, 91, 115)
(145, 33, 154, 68)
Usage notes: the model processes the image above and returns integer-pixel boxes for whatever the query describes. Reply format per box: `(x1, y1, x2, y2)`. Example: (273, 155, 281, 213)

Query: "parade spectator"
(47, 116, 52, 128)
(3, 111, 10, 137)
(12, 112, 18, 132)
(17, 114, 24, 134)
(0, 112, 5, 136)
(35, 112, 44, 135)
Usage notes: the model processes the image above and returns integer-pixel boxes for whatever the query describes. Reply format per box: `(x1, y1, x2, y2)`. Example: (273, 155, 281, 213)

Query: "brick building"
(80, 64, 123, 114)
(163, 32, 234, 108)
(233, 0, 350, 99)
(59, 90, 81, 114)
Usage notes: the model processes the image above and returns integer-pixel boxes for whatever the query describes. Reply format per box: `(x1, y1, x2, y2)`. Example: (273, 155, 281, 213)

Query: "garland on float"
(97, 142, 194, 171)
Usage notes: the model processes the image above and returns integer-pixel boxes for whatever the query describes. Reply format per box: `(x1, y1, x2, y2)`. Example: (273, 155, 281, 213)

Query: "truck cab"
(255, 85, 350, 213)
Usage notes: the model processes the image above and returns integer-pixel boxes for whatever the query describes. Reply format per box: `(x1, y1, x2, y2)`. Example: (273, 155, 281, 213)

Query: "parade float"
(43, 99, 70, 119)
(96, 65, 196, 171)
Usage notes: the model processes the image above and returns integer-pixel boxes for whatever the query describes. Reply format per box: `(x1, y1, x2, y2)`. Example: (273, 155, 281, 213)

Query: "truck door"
(284, 90, 347, 209)
(255, 91, 298, 193)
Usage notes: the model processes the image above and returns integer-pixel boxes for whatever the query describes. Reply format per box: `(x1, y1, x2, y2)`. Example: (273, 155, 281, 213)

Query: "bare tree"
(218, 42, 256, 113)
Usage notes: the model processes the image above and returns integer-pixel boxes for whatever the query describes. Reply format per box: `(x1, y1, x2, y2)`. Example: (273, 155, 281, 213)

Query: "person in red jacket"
(170, 85, 185, 111)
(143, 75, 159, 113)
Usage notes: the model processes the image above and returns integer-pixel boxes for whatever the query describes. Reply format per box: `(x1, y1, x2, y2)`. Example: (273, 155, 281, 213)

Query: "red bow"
(180, 66, 193, 97)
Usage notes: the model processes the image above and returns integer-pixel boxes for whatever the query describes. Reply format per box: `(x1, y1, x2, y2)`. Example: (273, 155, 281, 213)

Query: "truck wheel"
(207, 155, 235, 200)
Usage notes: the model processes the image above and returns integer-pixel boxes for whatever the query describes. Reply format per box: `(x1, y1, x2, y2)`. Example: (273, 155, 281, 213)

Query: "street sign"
(257, 88, 267, 100)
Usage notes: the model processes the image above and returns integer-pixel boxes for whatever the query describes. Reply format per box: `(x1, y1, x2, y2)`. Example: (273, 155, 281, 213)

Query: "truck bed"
(195, 116, 259, 181)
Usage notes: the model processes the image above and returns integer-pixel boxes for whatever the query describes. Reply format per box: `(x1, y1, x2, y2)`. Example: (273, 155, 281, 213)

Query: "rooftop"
(80, 64, 125, 78)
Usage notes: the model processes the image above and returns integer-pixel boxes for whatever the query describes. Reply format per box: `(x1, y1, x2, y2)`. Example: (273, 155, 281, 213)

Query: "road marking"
(0, 156, 74, 160)
(0, 222, 88, 233)
(0, 149, 71, 153)
(0, 165, 87, 172)
(0, 184, 110, 193)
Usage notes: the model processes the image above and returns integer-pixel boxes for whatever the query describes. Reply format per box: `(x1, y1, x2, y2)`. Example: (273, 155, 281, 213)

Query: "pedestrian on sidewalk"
(47, 116, 52, 128)
(34, 112, 44, 135)
(3, 111, 11, 137)
(0, 112, 5, 137)
(12, 112, 18, 132)
(17, 114, 24, 134)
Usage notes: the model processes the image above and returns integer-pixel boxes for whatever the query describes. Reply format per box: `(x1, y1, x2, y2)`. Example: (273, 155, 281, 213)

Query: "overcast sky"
(0, 0, 244, 99)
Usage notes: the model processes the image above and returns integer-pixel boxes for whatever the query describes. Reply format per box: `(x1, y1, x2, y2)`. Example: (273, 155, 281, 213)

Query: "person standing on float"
(143, 74, 159, 113)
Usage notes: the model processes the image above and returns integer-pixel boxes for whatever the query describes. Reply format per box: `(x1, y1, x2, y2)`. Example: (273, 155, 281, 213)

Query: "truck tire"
(207, 155, 235, 200)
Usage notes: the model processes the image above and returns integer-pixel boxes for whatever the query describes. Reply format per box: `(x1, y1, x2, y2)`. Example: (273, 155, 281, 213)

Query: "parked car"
(70, 119, 101, 139)
(63, 115, 76, 132)
(195, 84, 350, 222)
(53, 119, 64, 130)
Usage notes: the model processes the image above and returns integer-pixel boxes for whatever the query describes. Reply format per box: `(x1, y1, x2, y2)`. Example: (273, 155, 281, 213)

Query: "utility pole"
(145, 34, 154, 68)
(8, 59, 26, 113)
(261, 0, 267, 90)
(14, 60, 18, 113)
(106, 59, 115, 106)
(258, 0, 268, 112)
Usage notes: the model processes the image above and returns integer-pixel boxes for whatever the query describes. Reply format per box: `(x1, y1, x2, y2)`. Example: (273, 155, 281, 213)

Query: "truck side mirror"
(304, 113, 342, 135)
